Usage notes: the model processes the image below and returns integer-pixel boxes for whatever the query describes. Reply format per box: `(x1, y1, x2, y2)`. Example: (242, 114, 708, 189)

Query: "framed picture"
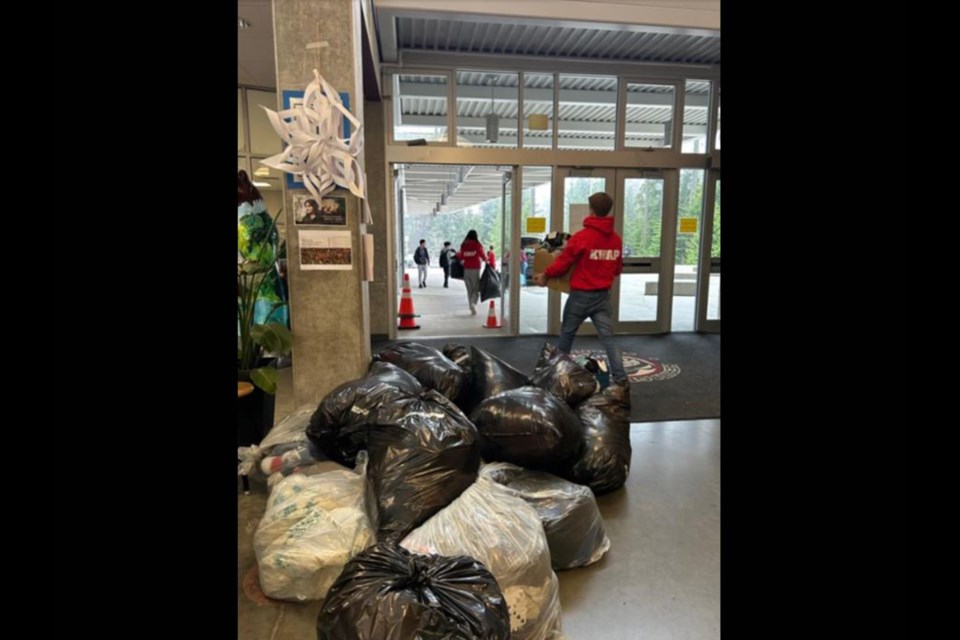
(293, 193, 347, 226)
(281, 89, 351, 190)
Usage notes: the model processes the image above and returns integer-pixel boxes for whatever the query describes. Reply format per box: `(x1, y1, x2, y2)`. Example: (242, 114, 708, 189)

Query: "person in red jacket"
(487, 246, 497, 271)
(533, 192, 627, 383)
(457, 229, 487, 315)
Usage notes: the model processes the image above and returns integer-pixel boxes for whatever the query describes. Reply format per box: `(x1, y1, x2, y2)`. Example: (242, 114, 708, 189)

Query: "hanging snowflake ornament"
(259, 69, 373, 224)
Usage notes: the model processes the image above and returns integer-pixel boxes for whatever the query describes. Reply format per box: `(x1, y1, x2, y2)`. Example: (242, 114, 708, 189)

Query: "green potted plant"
(238, 171, 293, 443)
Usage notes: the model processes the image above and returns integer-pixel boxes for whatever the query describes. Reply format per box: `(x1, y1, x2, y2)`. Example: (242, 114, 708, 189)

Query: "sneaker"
(470, 306, 477, 315)
(418, 283, 423, 288)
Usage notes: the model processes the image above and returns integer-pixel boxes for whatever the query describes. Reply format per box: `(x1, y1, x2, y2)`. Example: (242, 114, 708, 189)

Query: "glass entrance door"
(548, 169, 616, 335)
(614, 169, 678, 333)
(548, 168, 678, 335)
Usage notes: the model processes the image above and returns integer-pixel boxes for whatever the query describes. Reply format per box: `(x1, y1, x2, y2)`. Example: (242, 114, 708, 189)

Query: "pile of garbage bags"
(239, 339, 633, 639)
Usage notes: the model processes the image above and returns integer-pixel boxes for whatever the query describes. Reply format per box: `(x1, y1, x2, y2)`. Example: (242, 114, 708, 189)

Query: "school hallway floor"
(238, 370, 720, 639)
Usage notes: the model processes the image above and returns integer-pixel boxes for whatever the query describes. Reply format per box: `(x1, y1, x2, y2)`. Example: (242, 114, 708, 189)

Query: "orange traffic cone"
(483, 299, 501, 329)
(398, 273, 420, 330)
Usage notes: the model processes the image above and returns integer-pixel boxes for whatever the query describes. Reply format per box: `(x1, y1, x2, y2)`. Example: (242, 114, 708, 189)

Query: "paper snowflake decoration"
(259, 69, 372, 224)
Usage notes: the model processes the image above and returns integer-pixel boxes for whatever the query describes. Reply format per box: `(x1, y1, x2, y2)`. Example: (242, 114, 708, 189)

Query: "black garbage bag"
(458, 346, 529, 415)
(481, 462, 610, 570)
(568, 381, 632, 494)
(442, 343, 471, 371)
(366, 390, 481, 540)
(530, 343, 600, 407)
(374, 342, 466, 403)
(449, 256, 465, 280)
(442, 343, 474, 398)
(317, 541, 511, 640)
(479, 266, 501, 302)
(470, 386, 584, 474)
(307, 362, 423, 466)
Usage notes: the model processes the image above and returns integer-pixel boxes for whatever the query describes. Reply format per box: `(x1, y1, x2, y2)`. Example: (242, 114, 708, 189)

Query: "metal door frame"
(696, 169, 720, 332)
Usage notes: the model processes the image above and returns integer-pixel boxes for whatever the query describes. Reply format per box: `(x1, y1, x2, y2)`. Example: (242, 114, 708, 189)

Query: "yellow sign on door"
(679, 217, 698, 234)
(526, 217, 546, 233)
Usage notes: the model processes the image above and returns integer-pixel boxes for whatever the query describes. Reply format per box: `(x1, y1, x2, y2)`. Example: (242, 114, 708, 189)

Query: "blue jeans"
(558, 290, 627, 381)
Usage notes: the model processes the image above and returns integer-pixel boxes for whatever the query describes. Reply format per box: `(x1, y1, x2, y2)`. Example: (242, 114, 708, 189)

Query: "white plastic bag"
(238, 404, 323, 478)
(402, 477, 563, 640)
(254, 455, 374, 602)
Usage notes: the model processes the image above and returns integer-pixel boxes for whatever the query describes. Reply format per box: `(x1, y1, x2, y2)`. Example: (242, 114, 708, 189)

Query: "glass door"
(613, 169, 678, 333)
(548, 168, 617, 335)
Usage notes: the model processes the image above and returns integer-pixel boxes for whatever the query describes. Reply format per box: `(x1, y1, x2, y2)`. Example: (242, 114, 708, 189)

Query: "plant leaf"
(250, 367, 279, 394)
(251, 322, 293, 356)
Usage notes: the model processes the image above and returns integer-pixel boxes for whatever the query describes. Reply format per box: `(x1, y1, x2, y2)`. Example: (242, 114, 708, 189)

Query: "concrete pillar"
(364, 100, 393, 338)
(273, 0, 371, 405)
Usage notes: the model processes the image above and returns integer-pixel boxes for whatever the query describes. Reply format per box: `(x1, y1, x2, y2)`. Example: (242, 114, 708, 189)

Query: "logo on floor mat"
(571, 350, 681, 382)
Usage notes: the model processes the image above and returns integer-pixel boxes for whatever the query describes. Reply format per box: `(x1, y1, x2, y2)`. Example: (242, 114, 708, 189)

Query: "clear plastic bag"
(254, 455, 375, 602)
(402, 476, 564, 640)
(481, 462, 610, 570)
(238, 404, 325, 478)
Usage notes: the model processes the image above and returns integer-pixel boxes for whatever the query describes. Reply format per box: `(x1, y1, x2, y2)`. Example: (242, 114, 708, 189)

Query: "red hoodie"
(457, 240, 487, 270)
(544, 216, 623, 291)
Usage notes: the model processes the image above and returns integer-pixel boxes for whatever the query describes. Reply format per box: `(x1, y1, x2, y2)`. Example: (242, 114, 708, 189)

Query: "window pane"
(523, 74, 554, 149)
(455, 71, 518, 148)
(681, 80, 710, 153)
(394, 74, 449, 143)
(621, 177, 664, 259)
(520, 167, 551, 334)
(558, 75, 616, 151)
(676, 169, 705, 268)
(619, 273, 659, 321)
(624, 82, 676, 149)
(715, 86, 721, 149)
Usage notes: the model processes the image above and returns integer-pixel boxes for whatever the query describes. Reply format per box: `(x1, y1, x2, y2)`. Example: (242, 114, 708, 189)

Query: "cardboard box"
(533, 248, 572, 293)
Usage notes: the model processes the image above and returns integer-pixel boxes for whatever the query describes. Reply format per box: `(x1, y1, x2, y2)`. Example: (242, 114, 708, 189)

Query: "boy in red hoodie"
(533, 192, 627, 383)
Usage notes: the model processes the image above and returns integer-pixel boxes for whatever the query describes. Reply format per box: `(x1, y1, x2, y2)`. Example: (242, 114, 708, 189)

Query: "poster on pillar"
(299, 230, 353, 270)
(294, 193, 347, 225)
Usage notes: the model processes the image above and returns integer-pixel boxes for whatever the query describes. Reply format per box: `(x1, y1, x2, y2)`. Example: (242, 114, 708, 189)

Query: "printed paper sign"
(679, 217, 698, 234)
(299, 229, 352, 270)
(526, 217, 546, 233)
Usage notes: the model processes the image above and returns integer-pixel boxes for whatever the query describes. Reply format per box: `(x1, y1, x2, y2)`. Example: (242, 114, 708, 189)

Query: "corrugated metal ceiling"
(396, 16, 720, 65)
